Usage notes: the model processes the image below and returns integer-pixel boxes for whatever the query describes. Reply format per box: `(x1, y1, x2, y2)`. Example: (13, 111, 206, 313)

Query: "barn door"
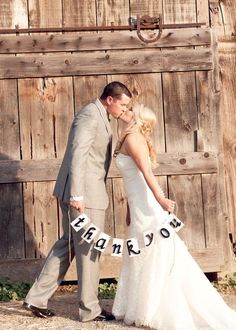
(101, 31, 228, 275)
(0, 25, 228, 280)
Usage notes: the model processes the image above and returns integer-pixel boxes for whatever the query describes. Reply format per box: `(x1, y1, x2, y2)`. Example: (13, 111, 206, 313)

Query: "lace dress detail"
(112, 153, 236, 330)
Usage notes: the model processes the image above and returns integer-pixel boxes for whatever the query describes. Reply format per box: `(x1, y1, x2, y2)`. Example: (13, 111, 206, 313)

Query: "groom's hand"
(69, 200, 85, 213)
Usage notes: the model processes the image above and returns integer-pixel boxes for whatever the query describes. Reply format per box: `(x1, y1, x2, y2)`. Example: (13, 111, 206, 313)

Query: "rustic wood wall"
(209, 0, 236, 252)
(0, 0, 235, 281)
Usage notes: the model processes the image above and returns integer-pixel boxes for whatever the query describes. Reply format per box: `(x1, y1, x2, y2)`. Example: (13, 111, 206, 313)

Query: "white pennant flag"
(70, 213, 90, 232)
(81, 223, 99, 243)
(143, 230, 155, 247)
(126, 238, 141, 257)
(166, 213, 184, 232)
(94, 232, 110, 252)
(111, 238, 124, 257)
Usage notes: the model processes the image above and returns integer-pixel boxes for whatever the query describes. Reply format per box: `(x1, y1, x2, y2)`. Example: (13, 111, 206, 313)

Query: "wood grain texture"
(169, 174, 205, 249)
(0, 152, 218, 183)
(209, 0, 236, 42)
(0, 246, 225, 283)
(0, 0, 28, 29)
(219, 50, 236, 241)
(73, 75, 107, 111)
(97, 0, 129, 26)
(28, 0, 62, 28)
(0, 47, 213, 79)
(62, 0, 96, 27)
(163, 71, 198, 152)
(0, 28, 211, 54)
(0, 79, 20, 159)
(163, 0, 196, 24)
(0, 79, 24, 259)
(196, 0, 210, 25)
(130, 0, 162, 17)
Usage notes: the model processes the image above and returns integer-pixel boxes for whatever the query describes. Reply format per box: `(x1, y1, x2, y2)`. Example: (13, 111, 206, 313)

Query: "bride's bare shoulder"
(126, 131, 145, 142)
(125, 132, 147, 148)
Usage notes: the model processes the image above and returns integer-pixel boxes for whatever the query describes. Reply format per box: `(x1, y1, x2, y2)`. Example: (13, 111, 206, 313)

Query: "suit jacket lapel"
(93, 99, 112, 136)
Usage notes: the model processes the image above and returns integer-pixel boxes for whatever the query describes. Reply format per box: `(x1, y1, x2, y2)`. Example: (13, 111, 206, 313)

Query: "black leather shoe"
(93, 309, 115, 321)
(23, 302, 55, 318)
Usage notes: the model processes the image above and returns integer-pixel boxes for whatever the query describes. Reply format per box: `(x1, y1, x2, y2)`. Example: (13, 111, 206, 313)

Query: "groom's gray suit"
(25, 99, 112, 321)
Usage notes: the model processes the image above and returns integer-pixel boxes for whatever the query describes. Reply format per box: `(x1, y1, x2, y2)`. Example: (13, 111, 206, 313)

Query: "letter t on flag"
(70, 213, 90, 232)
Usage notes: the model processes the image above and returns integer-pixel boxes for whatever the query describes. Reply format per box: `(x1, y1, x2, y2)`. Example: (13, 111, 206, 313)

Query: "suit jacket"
(53, 99, 112, 210)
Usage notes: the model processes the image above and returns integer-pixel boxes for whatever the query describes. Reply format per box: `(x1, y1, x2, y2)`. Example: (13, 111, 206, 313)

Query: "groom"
(23, 81, 132, 322)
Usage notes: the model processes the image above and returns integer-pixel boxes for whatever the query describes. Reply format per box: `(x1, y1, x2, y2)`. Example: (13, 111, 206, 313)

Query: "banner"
(70, 213, 184, 258)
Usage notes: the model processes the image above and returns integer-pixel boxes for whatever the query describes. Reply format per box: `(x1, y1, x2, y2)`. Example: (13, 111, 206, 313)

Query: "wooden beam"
(0, 152, 218, 183)
(0, 247, 225, 282)
(0, 47, 212, 79)
(0, 28, 211, 54)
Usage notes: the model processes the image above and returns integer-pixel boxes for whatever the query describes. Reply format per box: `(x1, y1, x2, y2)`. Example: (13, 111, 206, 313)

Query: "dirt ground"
(0, 291, 236, 330)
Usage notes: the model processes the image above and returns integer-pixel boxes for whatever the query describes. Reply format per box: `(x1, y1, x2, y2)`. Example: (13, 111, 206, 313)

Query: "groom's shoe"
(23, 302, 55, 318)
(93, 309, 115, 321)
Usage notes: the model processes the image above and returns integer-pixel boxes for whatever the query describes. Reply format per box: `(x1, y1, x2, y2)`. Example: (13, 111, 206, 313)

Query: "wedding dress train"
(112, 153, 236, 330)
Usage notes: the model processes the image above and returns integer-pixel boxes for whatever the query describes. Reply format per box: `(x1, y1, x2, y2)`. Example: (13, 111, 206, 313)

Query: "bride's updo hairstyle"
(133, 103, 157, 165)
(114, 103, 157, 166)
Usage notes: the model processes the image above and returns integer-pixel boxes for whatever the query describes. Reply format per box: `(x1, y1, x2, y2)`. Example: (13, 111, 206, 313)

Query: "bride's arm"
(124, 133, 175, 213)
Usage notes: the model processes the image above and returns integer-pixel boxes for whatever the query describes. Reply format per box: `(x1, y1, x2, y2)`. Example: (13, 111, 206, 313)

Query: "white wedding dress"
(112, 153, 236, 330)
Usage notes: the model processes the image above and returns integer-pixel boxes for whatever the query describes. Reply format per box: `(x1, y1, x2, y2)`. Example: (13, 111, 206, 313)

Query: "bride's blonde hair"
(114, 103, 157, 165)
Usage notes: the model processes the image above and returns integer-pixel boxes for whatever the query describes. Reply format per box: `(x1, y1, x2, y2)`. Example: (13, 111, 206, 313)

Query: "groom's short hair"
(100, 81, 132, 100)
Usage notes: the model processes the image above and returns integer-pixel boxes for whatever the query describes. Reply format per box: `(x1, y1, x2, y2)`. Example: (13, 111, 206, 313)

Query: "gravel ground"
(0, 291, 236, 330)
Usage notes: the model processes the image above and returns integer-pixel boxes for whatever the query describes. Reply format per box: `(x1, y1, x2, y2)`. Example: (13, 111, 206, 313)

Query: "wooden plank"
(0, 79, 20, 159)
(73, 75, 107, 112)
(0, 79, 24, 259)
(209, 0, 236, 43)
(0, 28, 211, 54)
(0, 151, 218, 183)
(196, 0, 210, 26)
(62, 0, 96, 27)
(0, 245, 225, 283)
(22, 183, 58, 259)
(0, 47, 213, 79)
(97, 0, 129, 26)
(130, 0, 162, 17)
(202, 174, 219, 248)
(18, 77, 71, 257)
(169, 174, 205, 249)
(163, 71, 198, 152)
(28, 0, 62, 28)
(0, 183, 24, 258)
(0, 0, 28, 29)
(163, 0, 197, 24)
(190, 247, 225, 272)
(196, 71, 218, 151)
(218, 49, 236, 242)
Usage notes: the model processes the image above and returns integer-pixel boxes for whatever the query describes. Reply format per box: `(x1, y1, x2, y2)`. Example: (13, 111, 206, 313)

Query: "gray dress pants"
(25, 200, 105, 321)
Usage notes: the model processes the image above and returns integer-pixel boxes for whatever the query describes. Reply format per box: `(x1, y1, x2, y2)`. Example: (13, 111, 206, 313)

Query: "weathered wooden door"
(0, 0, 229, 281)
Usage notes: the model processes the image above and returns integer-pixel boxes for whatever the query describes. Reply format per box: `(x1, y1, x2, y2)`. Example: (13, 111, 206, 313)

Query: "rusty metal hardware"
(0, 15, 205, 44)
(137, 15, 163, 43)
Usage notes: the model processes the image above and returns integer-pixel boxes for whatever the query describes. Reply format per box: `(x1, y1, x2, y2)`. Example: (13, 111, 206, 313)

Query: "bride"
(112, 103, 236, 330)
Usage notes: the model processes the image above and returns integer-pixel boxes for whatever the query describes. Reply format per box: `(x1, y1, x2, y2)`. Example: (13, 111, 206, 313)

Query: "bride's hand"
(159, 197, 175, 213)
